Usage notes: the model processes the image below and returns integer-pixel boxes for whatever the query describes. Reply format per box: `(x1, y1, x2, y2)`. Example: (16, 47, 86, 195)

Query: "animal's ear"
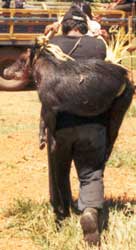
(24, 48, 31, 68)
(21, 48, 31, 62)
(29, 46, 36, 66)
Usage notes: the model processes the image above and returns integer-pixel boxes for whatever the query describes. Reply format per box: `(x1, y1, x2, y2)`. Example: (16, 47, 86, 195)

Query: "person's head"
(62, 6, 88, 35)
(72, 0, 93, 20)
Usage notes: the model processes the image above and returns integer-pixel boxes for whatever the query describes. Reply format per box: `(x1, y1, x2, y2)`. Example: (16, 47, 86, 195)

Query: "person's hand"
(44, 22, 60, 35)
(127, 46, 136, 53)
(100, 29, 110, 41)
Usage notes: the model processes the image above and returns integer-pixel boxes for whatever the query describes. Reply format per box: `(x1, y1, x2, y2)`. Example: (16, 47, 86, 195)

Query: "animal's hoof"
(39, 141, 46, 150)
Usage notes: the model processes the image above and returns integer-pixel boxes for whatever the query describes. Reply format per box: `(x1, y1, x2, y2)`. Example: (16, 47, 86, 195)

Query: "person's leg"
(2, 0, 11, 8)
(73, 124, 107, 245)
(73, 124, 106, 211)
(47, 128, 73, 219)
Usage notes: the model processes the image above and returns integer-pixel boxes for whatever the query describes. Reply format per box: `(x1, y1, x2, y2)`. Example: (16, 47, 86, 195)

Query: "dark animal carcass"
(1, 45, 134, 149)
(31, 45, 133, 149)
(34, 48, 129, 117)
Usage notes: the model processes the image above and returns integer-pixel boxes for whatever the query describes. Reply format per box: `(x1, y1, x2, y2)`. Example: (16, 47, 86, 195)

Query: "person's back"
(50, 6, 106, 130)
(51, 35, 106, 60)
(50, 5, 106, 61)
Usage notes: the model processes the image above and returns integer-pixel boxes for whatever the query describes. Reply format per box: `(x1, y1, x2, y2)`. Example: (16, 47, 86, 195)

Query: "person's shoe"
(80, 208, 100, 246)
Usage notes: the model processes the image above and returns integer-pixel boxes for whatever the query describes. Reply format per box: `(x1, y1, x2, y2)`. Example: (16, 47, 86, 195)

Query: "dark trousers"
(47, 80, 133, 218)
(47, 124, 107, 218)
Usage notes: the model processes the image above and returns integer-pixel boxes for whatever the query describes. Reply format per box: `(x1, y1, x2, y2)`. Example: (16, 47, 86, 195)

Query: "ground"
(0, 88, 136, 250)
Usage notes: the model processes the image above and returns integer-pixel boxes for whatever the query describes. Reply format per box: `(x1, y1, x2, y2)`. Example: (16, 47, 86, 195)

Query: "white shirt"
(87, 18, 101, 37)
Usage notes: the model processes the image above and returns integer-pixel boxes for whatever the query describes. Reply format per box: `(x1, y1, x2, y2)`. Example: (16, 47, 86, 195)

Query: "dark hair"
(81, 2, 93, 20)
(62, 6, 88, 35)
(72, 1, 93, 20)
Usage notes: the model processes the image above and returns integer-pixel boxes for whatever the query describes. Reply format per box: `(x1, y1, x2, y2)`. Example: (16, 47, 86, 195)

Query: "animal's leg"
(47, 129, 72, 220)
(39, 104, 57, 151)
(39, 105, 47, 150)
(106, 79, 134, 160)
(46, 112, 57, 152)
(47, 129, 65, 219)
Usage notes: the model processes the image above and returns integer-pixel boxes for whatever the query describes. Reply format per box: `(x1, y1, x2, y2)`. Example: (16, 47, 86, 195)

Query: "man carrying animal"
(0, 4, 133, 247)
(42, 5, 133, 247)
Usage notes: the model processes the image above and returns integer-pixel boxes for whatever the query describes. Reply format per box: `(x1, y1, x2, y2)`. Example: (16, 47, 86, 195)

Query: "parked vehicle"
(0, 2, 130, 79)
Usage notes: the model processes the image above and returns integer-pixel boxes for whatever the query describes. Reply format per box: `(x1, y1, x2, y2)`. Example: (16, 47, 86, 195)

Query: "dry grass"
(1, 198, 136, 250)
(106, 28, 136, 69)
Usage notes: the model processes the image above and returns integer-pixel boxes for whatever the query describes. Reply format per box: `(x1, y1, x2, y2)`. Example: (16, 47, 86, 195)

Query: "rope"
(36, 35, 75, 62)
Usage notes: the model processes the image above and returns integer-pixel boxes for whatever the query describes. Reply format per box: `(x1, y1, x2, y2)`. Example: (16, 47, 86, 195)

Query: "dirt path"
(0, 91, 136, 250)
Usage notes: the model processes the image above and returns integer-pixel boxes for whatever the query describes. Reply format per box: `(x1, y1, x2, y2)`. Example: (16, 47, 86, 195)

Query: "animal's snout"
(3, 68, 14, 80)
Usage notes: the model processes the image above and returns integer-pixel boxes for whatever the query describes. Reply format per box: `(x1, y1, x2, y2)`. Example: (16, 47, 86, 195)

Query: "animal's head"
(0, 48, 34, 91)
(3, 48, 32, 80)
(3, 33, 74, 81)
(1, 40, 74, 91)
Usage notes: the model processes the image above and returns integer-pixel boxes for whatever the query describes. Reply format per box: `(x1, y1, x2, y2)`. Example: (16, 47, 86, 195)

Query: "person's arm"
(44, 17, 63, 36)
(107, 0, 124, 9)
(44, 22, 61, 36)
(114, 0, 124, 4)
(86, 16, 101, 37)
